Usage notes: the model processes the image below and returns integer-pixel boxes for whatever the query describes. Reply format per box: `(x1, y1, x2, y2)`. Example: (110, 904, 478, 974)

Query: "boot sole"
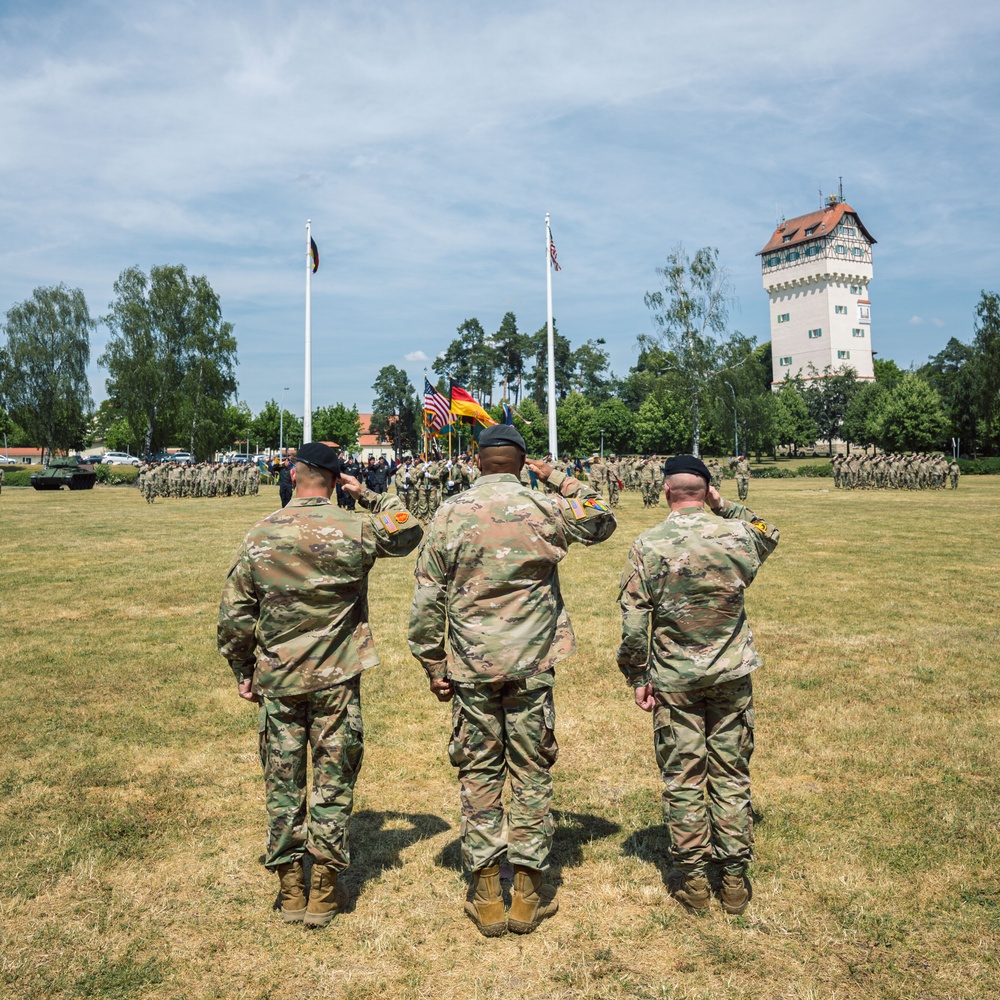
(721, 899, 749, 915)
(464, 905, 507, 937)
(280, 907, 307, 924)
(507, 905, 558, 935)
(304, 910, 338, 928)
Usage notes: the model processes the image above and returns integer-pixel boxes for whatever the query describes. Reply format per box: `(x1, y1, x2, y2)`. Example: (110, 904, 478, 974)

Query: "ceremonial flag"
(502, 402, 513, 425)
(548, 229, 562, 272)
(309, 237, 319, 273)
(450, 382, 497, 425)
(424, 376, 452, 432)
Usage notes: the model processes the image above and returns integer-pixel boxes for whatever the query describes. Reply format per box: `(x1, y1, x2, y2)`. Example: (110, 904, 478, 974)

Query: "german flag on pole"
(450, 382, 497, 425)
(309, 237, 319, 273)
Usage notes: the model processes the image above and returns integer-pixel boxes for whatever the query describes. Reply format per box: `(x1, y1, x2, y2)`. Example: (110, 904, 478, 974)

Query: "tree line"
(3, 248, 999, 461)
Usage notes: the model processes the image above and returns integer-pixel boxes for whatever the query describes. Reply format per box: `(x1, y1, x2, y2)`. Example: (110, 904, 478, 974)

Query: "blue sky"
(2, 1, 999, 417)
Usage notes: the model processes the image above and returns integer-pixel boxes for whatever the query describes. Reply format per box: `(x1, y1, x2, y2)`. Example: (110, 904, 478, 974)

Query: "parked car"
(169, 452, 194, 465)
(0, 455, 17, 464)
(100, 451, 141, 466)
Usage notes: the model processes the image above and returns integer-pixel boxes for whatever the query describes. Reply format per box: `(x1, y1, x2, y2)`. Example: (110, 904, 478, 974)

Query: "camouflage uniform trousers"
(736, 476, 749, 501)
(640, 479, 656, 507)
(607, 477, 620, 508)
(258, 676, 365, 871)
(654, 674, 754, 877)
(449, 670, 558, 873)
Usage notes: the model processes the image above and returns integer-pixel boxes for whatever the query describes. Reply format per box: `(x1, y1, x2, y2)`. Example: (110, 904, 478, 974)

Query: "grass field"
(1, 478, 997, 999)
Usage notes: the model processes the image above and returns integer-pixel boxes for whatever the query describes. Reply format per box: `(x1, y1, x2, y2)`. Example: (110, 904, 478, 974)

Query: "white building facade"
(759, 198, 876, 386)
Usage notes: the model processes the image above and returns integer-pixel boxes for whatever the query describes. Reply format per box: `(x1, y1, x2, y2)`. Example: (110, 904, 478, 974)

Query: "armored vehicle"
(30, 457, 98, 491)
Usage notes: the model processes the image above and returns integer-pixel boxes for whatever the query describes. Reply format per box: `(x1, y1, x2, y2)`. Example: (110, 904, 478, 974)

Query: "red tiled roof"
(758, 202, 876, 255)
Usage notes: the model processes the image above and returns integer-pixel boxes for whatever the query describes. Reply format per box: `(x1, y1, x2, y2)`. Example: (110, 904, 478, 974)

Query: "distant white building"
(758, 197, 876, 386)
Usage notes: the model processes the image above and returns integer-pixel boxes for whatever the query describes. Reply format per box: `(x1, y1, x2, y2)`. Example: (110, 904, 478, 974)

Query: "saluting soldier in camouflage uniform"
(617, 455, 779, 917)
(606, 455, 621, 508)
(587, 453, 607, 499)
(639, 458, 656, 507)
(218, 442, 422, 927)
(731, 455, 751, 501)
(409, 425, 616, 937)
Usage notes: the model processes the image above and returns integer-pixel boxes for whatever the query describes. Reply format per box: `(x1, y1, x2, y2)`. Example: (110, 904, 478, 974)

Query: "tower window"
(851, 247, 864, 256)
(805, 245, 821, 257)
(850, 284, 864, 295)
(837, 350, 851, 359)
(835, 305, 848, 315)
(777, 312, 790, 323)
(835, 244, 847, 254)
(841, 226, 857, 236)
(808, 329, 823, 339)
(785, 250, 801, 262)
(779, 356, 792, 366)
(853, 328, 866, 338)
(764, 256, 781, 266)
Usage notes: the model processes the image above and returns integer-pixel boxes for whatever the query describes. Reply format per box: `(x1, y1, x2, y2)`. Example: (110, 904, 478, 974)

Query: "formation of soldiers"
(832, 452, 960, 490)
(394, 454, 481, 521)
(137, 460, 262, 503)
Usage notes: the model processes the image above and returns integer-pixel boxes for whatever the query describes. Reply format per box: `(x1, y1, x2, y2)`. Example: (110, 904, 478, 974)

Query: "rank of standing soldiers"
(832, 452, 960, 489)
(136, 460, 263, 503)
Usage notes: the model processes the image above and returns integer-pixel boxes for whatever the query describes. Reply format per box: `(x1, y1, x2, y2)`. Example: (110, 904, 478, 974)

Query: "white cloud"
(404, 350, 429, 363)
(909, 316, 925, 325)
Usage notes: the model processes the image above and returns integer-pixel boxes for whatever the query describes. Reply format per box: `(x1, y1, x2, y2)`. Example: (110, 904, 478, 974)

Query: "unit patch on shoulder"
(751, 519, 768, 534)
(394, 511, 410, 524)
(584, 498, 610, 513)
(567, 498, 587, 520)
(379, 512, 400, 533)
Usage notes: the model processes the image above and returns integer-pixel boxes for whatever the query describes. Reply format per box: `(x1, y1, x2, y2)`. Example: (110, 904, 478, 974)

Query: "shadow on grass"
(270, 810, 451, 911)
(435, 810, 621, 887)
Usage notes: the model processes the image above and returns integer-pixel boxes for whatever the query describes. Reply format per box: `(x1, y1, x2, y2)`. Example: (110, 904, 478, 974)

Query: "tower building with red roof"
(758, 195, 876, 385)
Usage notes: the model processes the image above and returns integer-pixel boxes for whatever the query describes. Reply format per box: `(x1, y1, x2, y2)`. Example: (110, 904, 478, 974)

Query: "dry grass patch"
(1, 480, 998, 998)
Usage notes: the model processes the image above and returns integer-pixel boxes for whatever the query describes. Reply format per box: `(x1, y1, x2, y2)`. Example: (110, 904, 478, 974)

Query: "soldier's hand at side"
(238, 678, 259, 704)
(706, 486, 724, 512)
(337, 473, 364, 499)
(525, 459, 553, 481)
(634, 684, 655, 712)
(429, 677, 454, 702)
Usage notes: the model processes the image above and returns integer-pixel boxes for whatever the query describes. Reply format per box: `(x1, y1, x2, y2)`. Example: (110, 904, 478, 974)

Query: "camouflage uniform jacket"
(409, 470, 617, 684)
(219, 490, 423, 697)
(616, 499, 779, 692)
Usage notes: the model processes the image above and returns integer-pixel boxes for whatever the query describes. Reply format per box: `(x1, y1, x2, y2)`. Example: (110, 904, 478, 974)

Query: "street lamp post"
(600, 429, 605, 460)
(279, 386, 289, 460)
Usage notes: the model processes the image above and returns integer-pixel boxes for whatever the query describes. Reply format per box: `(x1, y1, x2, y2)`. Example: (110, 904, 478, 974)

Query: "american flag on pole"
(548, 229, 562, 272)
(424, 376, 452, 432)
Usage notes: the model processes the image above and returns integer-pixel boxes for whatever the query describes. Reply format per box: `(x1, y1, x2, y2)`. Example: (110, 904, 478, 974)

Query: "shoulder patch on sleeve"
(584, 498, 610, 513)
(751, 519, 768, 534)
(379, 512, 399, 533)
(567, 497, 587, 520)
(394, 511, 410, 524)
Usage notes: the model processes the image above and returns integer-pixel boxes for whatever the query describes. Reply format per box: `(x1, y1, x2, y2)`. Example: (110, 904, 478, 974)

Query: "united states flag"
(424, 376, 452, 432)
(549, 232, 562, 272)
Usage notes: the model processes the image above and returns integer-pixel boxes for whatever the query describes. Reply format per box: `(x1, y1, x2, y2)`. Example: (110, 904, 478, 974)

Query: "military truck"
(30, 457, 98, 491)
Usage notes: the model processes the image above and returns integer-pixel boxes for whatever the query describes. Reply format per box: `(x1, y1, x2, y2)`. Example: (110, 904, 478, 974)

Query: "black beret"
(478, 424, 526, 452)
(663, 454, 711, 485)
(294, 442, 342, 476)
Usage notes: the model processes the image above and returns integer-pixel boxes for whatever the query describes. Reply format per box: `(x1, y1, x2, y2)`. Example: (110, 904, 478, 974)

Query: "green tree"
(872, 357, 905, 389)
(313, 403, 362, 452)
(99, 265, 238, 457)
(526, 321, 575, 410)
(804, 364, 859, 456)
(508, 397, 548, 456)
(920, 337, 978, 454)
(771, 380, 817, 454)
(1, 284, 94, 460)
(250, 399, 303, 452)
(371, 365, 420, 458)
(633, 393, 691, 454)
(556, 392, 597, 456)
(494, 312, 529, 403)
(877, 373, 948, 452)
(972, 291, 1000, 452)
(434, 318, 496, 403)
(221, 400, 253, 456)
(572, 338, 612, 403)
(842, 381, 887, 451)
(593, 398, 636, 455)
(643, 245, 746, 456)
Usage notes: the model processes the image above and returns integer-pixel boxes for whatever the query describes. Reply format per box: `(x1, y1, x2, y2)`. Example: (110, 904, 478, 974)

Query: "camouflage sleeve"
(407, 517, 450, 680)
(716, 499, 780, 562)
(616, 539, 653, 688)
(543, 468, 618, 546)
(357, 488, 423, 558)
(217, 540, 259, 683)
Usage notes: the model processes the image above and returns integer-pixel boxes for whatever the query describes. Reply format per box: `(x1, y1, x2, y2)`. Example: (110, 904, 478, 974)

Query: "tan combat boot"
(720, 872, 751, 915)
(507, 865, 558, 934)
(464, 864, 507, 937)
(275, 861, 307, 923)
(304, 862, 349, 928)
(670, 872, 711, 914)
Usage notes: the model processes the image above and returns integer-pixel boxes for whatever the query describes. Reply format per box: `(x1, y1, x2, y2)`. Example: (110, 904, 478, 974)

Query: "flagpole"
(304, 219, 313, 443)
(545, 213, 558, 458)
